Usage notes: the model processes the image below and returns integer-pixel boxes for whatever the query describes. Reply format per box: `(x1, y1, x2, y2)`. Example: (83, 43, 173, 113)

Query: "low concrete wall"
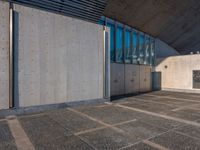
(0, 1, 9, 109)
(155, 54, 200, 92)
(13, 4, 104, 107)
(110, 63, 152, 97)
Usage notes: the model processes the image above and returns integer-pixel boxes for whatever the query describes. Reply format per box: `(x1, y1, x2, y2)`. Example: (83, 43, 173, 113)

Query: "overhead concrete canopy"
(103, 0, 200, 54)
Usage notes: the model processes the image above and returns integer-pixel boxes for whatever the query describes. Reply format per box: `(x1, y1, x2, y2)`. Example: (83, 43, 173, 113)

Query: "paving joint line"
(171, 103, 200, 112)
(129, 97, 177, 108)
(143, 140, 170, 150)
(67, 108, 125, 134)
(6, 115, 35, 150)
(115, 104, 200, 128)
(173, 130, 200, 141)
(118, 130, 173, 150)
(46, 114, 97, 150)
(75, 119, 137, 135)
(145, 94, 200, 103)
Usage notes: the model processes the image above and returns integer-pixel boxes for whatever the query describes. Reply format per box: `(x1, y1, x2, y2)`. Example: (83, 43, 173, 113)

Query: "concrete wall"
(155, 38, 180, 58)
(110, 63, 152, 97)
(155, 54, 200, 92)
(0, 1, 9, 109)
(13, 4, 104, 107)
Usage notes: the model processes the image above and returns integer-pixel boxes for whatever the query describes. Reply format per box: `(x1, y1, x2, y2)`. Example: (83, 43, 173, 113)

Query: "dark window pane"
(98, 16, 105, 25)
(116, 26, 123, 63)
(150, 40, 155, 66)
(107, 23, 115, 62)
(132, 32, 138, 64)
(139, 34, 145, 64)
(145, 37, 150, 65)
(125, 30, 131, 63)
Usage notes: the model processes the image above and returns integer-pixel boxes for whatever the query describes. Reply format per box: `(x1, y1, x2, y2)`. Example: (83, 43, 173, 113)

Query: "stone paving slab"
(149, 131, 200, 150)
(148, 91, 200, 101)
(175, 125, 200, 140)
(33, 135, 93, 150)
(116, 120, 167, 141)
(121, 101, 176, 114)
(19, 115, 72, 143)
(121, 142, 158, 150)
(79, 127, 133, 150)
(1, 91, 200, 149)
(131, 112, 184, 130)
(0, 121, 17, 150)
(166, 110, 200, 121)
(133, 95, 200, 106)
(75, 105, 140, 125)
(47, 108, 103, 133)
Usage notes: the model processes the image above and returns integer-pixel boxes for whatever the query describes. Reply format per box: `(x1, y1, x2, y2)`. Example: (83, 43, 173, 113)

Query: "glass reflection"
(116, 26, 123, 63)
(125, 30, 131, 63)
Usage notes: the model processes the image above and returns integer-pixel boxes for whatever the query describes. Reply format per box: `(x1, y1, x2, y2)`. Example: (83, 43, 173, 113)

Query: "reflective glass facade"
(107, 23, 115, 62)
(139, 34, 145, 64)
(116, 26, 123, 63)
(125, 29, 131, 63)
(132, 32, 139, 64)
(100, 17, 156, 66)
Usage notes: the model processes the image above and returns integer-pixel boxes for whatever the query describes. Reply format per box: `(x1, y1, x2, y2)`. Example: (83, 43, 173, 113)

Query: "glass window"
(132, 32, 138, 64)
(98, 16, 106, 25)
(150, 39, 155, 66)
(144, 37, 150, 65)
(116, 26, 123, 63)
(139, 34, 145, 64)
(107, 23, 115, 62)
(125, 30, 131, 63)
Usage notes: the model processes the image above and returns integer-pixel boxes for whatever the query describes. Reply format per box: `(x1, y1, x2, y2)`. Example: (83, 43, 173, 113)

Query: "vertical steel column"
(103, 26, 110, 99)
(9, 3, 14, 108)
(103, 26, 106, 98)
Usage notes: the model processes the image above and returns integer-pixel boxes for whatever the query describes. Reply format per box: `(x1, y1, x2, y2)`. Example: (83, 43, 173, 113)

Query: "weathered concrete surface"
(111, 63, 152, 97)
(0, 1, 9, 109)
(103, 0, 200, 54)
(155, 55, 200, 92)
(1, 91, 200, 149)
(13, 4, 104, 107)
(0, 121, 17, 149)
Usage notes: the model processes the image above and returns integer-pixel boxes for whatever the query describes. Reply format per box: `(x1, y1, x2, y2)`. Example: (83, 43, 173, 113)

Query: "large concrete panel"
(14, 4, 104, 107)
(110, 63, 125, 96)
(0, 1, 9, 109)
(140, 65, 152, 92)
(145, 66, 152, 92)
(125, 64, 140, 94)
(139, 65, 146, 92)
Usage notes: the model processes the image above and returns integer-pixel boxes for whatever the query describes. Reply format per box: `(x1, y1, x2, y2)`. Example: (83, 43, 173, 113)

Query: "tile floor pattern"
(1, 91, 200, 150)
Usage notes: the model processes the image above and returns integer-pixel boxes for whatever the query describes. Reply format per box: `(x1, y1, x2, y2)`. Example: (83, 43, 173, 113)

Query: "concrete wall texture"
(155, 54, 200, 92)
(110, 63, 152, 97)
(0, 1, 9, 109)
(13, 4, 104, 107)
(155, 38, 180, 58)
